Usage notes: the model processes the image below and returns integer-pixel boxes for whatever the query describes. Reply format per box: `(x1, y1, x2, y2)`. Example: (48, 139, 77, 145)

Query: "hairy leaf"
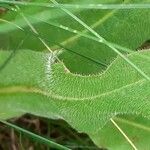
(0, 50, 149, 135)
(0, 0, 150, 149)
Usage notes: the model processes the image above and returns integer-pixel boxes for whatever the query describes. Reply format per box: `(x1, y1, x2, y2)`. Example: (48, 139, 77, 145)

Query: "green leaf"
(0, 50, 149, 140)
(0, 0, 82, 52)
(90, 115, 150, 150)
(1, 1, 150, 149)
(1, 0, 150, 74)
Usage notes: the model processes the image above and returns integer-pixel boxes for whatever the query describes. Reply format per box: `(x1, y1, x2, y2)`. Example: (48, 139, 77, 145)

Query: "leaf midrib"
(51, 9, 117, 49)
(0, 79, 145, 101)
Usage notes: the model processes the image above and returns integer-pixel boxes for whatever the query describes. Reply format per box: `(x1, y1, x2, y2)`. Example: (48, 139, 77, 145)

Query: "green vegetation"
(0, 0, 150, 150)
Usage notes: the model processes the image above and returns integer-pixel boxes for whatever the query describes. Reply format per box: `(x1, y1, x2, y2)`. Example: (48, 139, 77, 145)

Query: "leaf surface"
(1, 0, 150, 74)
(0, 0, 150, 149)
(90, 115, 150, 150)
(0, 50, 149, 135)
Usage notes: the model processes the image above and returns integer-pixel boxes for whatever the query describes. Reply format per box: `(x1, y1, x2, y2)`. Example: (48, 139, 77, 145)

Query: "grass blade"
(0, 120, 71, 150)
